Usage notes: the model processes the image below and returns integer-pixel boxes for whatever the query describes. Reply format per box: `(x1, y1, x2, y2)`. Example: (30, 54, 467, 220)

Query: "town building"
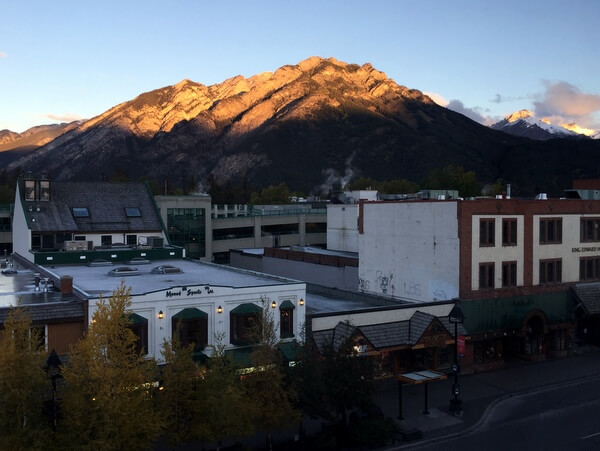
(357, 191, 600, 369)
(4, 174, 306, 363)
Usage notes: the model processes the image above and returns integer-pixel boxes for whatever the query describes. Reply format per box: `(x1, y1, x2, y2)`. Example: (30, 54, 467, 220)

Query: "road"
(401, 375, 600, 451)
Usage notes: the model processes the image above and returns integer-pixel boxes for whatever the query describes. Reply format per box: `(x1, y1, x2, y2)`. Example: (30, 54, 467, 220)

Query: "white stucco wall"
(88, 283, 306, 362)
(12, 184, 33, 262)
(327, 204, 359, 253)
(358, 201, 460, 302)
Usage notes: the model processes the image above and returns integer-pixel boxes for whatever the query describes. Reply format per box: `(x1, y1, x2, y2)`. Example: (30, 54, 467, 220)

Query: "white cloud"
(533, 81, 600, 128)
(44, 113, 85, 123)
(445, 100, 498, 126)
(423, 91, 449, 107)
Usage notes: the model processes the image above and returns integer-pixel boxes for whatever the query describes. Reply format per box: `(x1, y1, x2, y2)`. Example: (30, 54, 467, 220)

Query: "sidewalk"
(371, 347, 600, 443)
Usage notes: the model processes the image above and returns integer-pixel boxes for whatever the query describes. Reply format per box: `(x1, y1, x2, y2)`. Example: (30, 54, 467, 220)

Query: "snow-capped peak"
(505, 109, 534, 122)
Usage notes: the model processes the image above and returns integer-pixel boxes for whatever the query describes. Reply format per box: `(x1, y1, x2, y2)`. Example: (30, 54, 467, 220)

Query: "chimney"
(60, 275, 73, 297)
(507, 184, 511, 199)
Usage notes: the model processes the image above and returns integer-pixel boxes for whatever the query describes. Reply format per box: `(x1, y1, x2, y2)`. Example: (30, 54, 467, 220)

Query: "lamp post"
(45, 350, 62, 430)
(448, 298, 464, 415)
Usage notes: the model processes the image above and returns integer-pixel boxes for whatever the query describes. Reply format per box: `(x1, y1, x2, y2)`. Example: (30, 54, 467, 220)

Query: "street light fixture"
(448, 298, 464, 415)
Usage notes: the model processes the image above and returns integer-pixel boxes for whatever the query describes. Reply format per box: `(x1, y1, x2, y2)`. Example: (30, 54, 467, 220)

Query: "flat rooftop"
(305, 292, 386, 314)
(43, 259, 303, 298)
(0, 268, 63, 308)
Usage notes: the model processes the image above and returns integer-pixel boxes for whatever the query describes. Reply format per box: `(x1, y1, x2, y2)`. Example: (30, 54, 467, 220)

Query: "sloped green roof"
(231, 303, 262, 314)
(127, 312, 147, 325)
(173, 307, 208, 320)
(279, 300, 295, 310)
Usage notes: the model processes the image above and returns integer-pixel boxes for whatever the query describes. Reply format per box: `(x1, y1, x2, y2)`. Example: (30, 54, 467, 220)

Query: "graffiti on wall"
(403, 280, 422, 297)
(376, 270, 394, 295)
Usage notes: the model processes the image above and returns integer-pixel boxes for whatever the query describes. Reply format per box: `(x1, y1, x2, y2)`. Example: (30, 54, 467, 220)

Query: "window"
(101, 235, 112, 246)
(580, 257, 600, 281)
(74, 235, 86, 241)
(540, 218, 562, 244)
(479, 262, 495, 289)
(230, 303, 262, 345)
(502, 261, 517, 287)
(540, 259, 562, 284)
(125, 207, 141, 217)
(127, 313, 148, 355)
(479, 219, 495, 246)
(502, 218, 517, 246)
(25, 179, 35, 201)
(72, 207, 89, 218)
(279, 300, 295, 338)
(126, 234, 137, 245)
(39, 180, 50, 201)
(581, 218, 600, 242)
(172, 308, 208, 351)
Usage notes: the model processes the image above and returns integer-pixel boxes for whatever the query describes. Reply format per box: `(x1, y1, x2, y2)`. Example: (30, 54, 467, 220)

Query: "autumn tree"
(157, 332, 200, 447)
(244, 302, 300, 450)
(194, 334, 255, 450)
(0, 307, 50, 449)
(59, 282, 162, 450)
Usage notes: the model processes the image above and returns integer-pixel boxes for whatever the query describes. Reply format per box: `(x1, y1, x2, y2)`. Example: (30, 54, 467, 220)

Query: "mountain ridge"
(3, 57, 600, 197)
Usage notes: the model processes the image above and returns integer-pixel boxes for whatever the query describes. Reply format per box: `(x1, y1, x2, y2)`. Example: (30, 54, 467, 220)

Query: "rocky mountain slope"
(0, 121, 82, 167)
(4, 57, 600, 197)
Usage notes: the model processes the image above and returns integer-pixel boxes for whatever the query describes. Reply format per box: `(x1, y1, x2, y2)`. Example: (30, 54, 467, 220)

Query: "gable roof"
(20, 180, 163, 233)
(571, 282, 600, 315)
(313, 310, 467, 352)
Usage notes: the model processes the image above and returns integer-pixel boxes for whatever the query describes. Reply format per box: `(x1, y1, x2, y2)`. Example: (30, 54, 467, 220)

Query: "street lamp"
(448, 298, 464, 415)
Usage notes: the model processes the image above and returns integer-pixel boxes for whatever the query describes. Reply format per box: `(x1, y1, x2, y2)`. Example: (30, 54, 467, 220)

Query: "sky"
(1, 0, 599, 133)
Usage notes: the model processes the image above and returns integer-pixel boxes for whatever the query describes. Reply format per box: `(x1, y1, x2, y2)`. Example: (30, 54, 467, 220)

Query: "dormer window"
(72, 207, 89, 218)
(25, 179, 35, 201)
(125, 207, 141, 217)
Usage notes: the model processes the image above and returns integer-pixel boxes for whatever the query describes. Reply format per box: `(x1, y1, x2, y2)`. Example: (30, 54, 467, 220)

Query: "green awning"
(278, 341, 299, 361)
(231, 303, 263, 314)
(127, 312, 147, 325)
(192, 351, 209, 363)
(173, 307, 208, 320)
(280, 300, 295, 310)
(225, 346, 256, 367)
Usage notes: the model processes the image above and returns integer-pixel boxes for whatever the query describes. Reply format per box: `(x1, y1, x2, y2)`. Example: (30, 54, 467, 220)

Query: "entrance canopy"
(397, 369, 447, 384)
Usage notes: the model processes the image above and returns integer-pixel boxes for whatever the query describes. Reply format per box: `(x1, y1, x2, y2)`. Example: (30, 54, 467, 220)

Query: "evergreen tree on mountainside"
(422, 165, 481, 197)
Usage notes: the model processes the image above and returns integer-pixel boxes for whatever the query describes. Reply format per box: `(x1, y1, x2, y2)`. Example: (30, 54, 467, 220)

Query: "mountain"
(0, 121, 83, 168)
(490, 110, 599, 140)
(490, 110, 585, 140)
(4, 57, 600, 197)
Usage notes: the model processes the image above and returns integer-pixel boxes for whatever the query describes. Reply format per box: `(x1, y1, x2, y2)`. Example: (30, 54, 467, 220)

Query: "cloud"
(490, 93, 527, 104)
(532, 81, 600, 128)
(423, 91, 449, 107)
(44, 113, 85, 123)
(446, 100, 498, 126)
